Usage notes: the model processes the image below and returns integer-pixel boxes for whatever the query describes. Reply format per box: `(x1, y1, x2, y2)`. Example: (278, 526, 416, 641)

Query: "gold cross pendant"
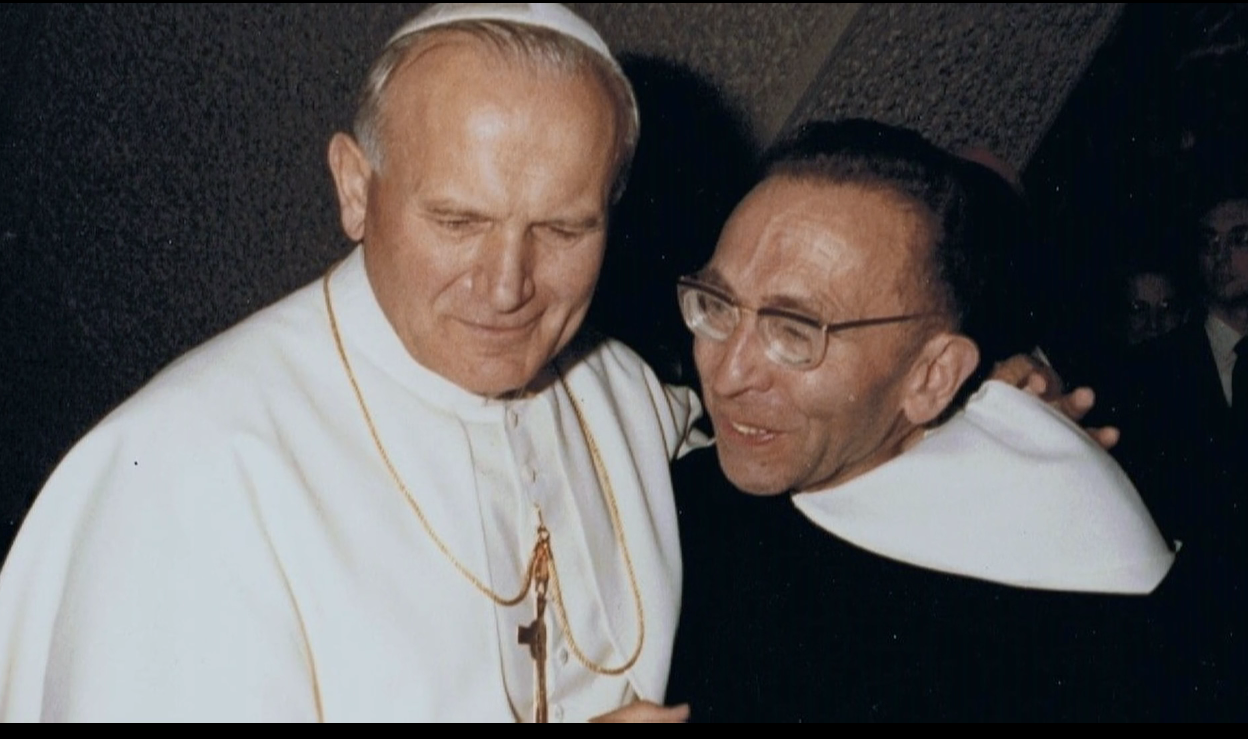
(517, 525, 552, 723)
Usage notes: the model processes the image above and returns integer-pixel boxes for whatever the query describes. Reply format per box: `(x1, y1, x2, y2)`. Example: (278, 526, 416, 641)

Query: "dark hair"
(763, 119, 1039, 408)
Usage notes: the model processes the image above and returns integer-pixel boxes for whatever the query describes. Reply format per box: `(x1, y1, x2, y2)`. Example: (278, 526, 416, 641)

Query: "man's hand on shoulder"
(991, 354, 1120, 450)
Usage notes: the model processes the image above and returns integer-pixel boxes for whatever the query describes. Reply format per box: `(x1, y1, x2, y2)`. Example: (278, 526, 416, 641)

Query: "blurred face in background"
(1197, 199, 1248, 310)
(1126, 271, 1184, 345)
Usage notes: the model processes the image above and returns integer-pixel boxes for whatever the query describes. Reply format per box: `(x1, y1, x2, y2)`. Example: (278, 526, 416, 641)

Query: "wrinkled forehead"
(380, 26, 631, 192)
(381, 33, 617, 144)
(710, 177, 934, 309)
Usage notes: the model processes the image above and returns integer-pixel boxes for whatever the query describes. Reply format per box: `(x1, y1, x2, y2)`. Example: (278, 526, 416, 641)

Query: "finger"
(1087, 425, 1120, 451)
(632, 702, 689, 723)
(1058, 387, 1096, 422)
(1023, 372, 1048, 397)
(991, 356, 1033, 387)
(591, 701, 690, 723)
(664, 703, 691, 723)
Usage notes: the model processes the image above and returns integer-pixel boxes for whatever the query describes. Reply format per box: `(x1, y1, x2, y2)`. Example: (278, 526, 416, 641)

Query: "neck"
(794, 421, 926, 496)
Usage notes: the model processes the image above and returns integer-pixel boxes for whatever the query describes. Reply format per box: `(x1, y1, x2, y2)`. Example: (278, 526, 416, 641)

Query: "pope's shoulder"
(560, 328, 659, 382)
(562, 329, 706, 455)
(4, 276, 333, 579)
(89, 276, 331, 439)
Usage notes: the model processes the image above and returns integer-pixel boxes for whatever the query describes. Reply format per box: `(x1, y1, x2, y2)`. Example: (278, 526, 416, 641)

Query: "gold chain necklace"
(322, 265, 646, 721)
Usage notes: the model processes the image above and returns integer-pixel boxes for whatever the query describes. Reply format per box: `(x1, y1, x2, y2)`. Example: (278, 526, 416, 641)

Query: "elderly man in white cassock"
(0, 4, 701, 722)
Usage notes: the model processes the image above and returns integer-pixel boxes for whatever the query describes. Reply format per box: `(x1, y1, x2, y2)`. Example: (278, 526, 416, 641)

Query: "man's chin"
(440, 324, 585, 397)
(715, 447, 793, 497)
(454, 350, 581, 398)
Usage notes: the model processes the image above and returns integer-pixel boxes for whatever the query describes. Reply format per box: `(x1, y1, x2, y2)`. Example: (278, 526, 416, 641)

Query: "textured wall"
(0, 4, 423, 539)
(578, 3, 862, 143)
(0, 3, 1122, 549)
(580, 3, 1124, 162)
(789, 3, 1124, 167)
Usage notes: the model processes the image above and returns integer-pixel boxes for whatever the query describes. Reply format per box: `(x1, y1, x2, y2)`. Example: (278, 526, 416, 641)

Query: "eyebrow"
(421, 201, 488, 219)
(692, 267, 733, 293)
(538, 215, 605, 231)
(419, 200, 605, 231)
(764, 293, 830, 319)
(693, 267, 833, 322)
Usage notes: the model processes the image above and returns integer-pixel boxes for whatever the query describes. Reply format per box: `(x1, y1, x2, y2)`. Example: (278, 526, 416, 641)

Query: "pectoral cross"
(517, 525, 552, 723)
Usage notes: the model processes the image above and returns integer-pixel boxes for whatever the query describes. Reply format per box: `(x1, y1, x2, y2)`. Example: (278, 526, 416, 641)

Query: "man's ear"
(327, 132, 372, 243)
(901, 332, 980, 426)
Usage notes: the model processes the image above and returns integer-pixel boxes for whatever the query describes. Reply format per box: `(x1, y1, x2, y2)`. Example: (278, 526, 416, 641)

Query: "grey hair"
(352, 19, 639, 203)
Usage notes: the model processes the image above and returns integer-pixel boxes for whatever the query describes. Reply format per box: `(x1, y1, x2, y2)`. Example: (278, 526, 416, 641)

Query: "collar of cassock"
(791, 380, 1176, 595)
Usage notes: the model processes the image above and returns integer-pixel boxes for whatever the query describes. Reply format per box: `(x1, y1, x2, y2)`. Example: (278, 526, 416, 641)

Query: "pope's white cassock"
(0, 247, 705, 722)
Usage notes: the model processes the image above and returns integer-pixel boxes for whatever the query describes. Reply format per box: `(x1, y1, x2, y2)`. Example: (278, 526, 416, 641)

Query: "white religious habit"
(793, 380, 1176, 594)
(0, 247, 705, 722)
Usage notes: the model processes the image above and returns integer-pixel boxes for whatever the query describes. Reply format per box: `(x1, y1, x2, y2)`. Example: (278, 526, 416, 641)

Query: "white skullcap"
(391, 4, 617, 65)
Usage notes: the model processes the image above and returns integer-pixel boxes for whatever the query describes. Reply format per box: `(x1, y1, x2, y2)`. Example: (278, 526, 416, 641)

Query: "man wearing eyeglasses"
(664, 120, 1175, 721)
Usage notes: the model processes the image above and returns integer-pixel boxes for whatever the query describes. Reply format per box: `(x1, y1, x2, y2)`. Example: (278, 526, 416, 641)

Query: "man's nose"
(707, 318, 772, 398)
(483, 228, 536, 312)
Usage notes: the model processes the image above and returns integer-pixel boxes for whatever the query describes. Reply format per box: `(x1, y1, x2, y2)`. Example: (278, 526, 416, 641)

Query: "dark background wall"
(2, 4, 1245, 555)
(1027, 4, 1248, 385)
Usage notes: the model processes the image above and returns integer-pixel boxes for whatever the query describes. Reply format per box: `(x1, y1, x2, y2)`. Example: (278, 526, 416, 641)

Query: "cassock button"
(507, 409, 520, 428)
(524, 466, 537, 483)
(551, 704, 565, 722)
(558, 648, 569, 665)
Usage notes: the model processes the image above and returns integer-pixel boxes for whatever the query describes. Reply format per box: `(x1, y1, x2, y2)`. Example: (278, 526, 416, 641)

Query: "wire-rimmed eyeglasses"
(676, 276, 935, 370)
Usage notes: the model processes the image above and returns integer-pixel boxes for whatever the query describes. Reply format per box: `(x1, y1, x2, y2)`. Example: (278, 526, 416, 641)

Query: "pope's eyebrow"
(540, 214, 605, 231)
(422, 201, 488, 219)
